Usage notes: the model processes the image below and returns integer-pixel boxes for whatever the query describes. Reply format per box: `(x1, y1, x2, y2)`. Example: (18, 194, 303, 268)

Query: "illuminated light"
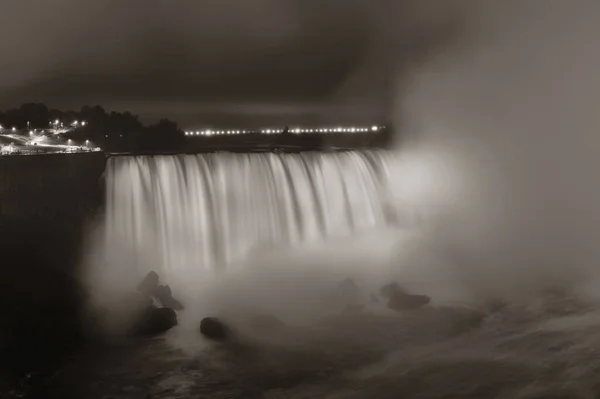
(82, 121, 87, 126)
(372, 125, 378, 131)
(12, 127, 16, 131)
(85, 140, 89, 143)
(55, 119, 59, 124)
(68, 139, 72, 143)
(29, 131, 34, 135)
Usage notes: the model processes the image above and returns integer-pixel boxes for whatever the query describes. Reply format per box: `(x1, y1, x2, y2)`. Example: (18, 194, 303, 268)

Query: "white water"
(88, 150, 400, 306)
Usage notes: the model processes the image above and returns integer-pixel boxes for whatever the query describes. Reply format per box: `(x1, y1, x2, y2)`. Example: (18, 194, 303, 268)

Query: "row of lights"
(184, 125, 380, 137)
(51, 119, 87, 127)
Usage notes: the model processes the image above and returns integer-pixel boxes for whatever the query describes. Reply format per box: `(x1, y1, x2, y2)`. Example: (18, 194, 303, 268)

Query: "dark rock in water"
(200, 317, 231, 341)
(154, 285, 184, 311)
(247, 314, 286, 332)
(131, 307, 178, 336)
(380, 282, 407, 299)
(137, 271, 159, 296)
(342, 304, 365, 314)
(387, 292, 431, 311)
(136, 272, 185, 310)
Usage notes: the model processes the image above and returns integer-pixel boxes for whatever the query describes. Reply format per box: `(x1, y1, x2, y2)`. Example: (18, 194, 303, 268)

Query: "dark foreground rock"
(388, 292, 431, 311)
(154, 284, 184, 311)
(136, 271, 159, 296)
(380, 282, 431, 311)
(131, 307, 178, 336)
(380, 282, 407, 299)
(200, 317, 232, 341)
(136, 271, 185, 310)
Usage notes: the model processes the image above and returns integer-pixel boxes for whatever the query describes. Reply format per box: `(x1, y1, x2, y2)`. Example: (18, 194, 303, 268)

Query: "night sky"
(0, 0, 464, 127)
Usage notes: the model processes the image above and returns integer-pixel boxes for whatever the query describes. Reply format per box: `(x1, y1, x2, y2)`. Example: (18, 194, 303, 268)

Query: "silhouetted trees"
(0, 103, 185, 153)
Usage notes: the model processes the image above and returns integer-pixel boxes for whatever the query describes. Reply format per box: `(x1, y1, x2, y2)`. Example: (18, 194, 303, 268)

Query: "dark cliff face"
(0, 153, 106, 387)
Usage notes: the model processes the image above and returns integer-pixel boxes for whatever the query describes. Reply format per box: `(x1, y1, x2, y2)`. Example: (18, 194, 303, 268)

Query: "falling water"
(96, 150, 397, 294)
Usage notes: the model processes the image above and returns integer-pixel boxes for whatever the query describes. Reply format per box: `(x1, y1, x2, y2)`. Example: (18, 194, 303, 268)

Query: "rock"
(200, 317, 231, 341)
(370, 294, 379, 303)
(136, 271, 159, 296)
(380, 282, 407, 299)
(154, 285, 184, 311)
(131, 307, 178, 336)
(247, 314, 286, 332)
(387, 292, 431, 311)
(136, 272, 184, 311)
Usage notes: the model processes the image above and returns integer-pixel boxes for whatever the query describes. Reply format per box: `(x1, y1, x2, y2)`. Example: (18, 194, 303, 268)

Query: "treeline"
(0, 103, 185, 152)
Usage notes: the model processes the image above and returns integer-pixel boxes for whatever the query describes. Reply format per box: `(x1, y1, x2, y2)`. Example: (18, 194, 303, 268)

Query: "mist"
(389, 0, 600, 302)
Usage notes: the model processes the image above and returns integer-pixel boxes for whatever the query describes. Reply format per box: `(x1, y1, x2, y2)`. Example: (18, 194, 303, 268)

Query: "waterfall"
(96, 150, 397, 295)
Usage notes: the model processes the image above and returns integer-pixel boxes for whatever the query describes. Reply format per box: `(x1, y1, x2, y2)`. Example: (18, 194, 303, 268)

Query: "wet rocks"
(388, 293, 431, 311)
(131, 307, 178, 336)
(136, 271, 159, 296)
(137, 271, 184, 311)
(381, 282, 431, 312)
(200, 317, 231, 341)
(128, 271, 183, 337)
(154, 285, 184, 311)
(380, 282, 407, 299)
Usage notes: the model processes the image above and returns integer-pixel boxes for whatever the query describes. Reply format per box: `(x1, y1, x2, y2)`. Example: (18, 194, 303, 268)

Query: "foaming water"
(87, 150, 400, 309)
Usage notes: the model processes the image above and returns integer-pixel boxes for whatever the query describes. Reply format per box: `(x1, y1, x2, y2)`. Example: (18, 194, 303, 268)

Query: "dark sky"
(0, 0, 463, 128)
